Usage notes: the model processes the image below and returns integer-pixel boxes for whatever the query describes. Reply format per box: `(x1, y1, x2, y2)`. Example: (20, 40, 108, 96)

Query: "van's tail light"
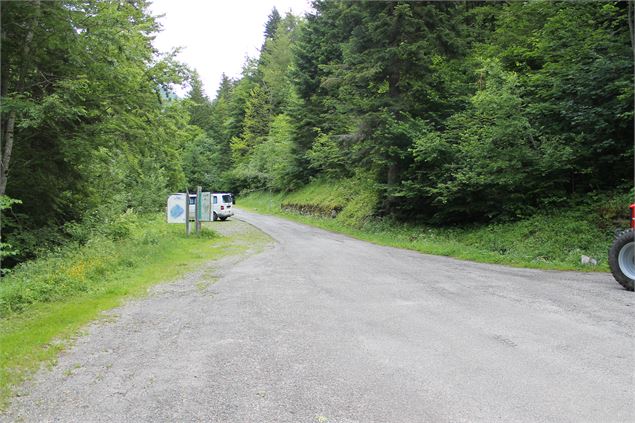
(221, 205, 225, 210)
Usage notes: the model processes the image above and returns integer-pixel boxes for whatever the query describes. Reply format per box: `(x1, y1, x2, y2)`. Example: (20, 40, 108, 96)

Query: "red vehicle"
(608, 204, 635, 291)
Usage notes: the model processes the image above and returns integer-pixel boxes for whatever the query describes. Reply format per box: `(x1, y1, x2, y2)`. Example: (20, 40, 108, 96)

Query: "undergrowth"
(240, 178, 629, 272)
(0, 213, 217, 317)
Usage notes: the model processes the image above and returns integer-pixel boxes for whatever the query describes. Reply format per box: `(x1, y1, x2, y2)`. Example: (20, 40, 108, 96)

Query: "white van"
(187, 193, 234, 221)
(188, 194, 196, 219)
(212, 193, 234, 221)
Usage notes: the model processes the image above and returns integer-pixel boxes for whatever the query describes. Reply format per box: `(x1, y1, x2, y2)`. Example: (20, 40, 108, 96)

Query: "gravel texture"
(2, 210, 633, 423)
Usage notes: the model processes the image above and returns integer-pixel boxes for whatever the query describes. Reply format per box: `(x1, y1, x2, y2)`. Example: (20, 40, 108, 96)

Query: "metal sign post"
(195, 186, 202, 234)
(185, 189, 190, 236)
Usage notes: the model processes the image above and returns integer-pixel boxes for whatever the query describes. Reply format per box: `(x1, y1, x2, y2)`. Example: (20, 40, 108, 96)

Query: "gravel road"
(3, 209, 633, 423)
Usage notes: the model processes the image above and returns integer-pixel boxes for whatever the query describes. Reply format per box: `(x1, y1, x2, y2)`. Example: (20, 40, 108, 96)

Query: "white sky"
(148, 0, 314, 98)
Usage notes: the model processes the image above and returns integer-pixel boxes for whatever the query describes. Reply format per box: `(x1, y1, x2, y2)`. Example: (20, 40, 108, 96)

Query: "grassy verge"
(239, 181, 619, 273)
(0, 214, 255, 409)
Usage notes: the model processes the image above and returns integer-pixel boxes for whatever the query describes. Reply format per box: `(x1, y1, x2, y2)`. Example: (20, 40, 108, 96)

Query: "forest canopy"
(1, 0, 197, 266)
(189, 1, 633, 222)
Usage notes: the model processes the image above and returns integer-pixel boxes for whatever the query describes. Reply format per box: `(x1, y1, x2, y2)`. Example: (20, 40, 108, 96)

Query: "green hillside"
(240, 177, 632, 272)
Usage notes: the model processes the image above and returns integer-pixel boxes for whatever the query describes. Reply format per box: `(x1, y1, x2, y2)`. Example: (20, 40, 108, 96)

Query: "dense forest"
(189, 1, 633, 220)
(1, 0, 634, 269)
(1, 0, 197, 267)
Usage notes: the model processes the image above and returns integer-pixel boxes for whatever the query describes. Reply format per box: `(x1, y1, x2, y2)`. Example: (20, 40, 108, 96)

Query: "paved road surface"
(3, 210, 633, 422)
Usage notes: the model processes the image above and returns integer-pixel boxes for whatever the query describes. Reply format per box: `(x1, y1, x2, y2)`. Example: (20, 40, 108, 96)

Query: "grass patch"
(0, 214, 252, 409)
(280, 176, 378, 226)
(240, 180, 621, 272)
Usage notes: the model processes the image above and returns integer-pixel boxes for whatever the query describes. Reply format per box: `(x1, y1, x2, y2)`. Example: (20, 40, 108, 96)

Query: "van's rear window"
(222, 195, 232, 203)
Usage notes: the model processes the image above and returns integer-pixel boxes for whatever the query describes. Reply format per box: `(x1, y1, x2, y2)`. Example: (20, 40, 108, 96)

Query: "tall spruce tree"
(201, 0, 634, 221)
(186, 71, 213, 130)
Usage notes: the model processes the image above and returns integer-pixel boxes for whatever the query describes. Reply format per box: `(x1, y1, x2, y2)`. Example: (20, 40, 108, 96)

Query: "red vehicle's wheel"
(609, 229, 635, 291)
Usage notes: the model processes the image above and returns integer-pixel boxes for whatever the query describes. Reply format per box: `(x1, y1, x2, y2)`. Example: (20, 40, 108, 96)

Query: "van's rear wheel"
(213, 212, 218, 221)
(609, 229, 635, 291)
(220, 216, 228, 221)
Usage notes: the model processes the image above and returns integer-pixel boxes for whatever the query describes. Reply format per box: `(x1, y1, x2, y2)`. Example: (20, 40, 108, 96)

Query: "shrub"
(0, 212, 210, 318)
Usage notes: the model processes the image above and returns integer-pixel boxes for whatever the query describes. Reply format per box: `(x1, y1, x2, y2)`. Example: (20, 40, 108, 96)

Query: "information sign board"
(167, 193, 187, 224)
(200, 192, 212, 221)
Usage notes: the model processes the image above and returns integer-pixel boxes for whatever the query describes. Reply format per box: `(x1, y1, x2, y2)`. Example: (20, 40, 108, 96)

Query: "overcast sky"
(148, 0, 314, 98)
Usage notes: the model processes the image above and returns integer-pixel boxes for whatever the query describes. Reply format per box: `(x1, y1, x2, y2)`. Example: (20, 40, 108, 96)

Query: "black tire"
(213, 212, 218, 222)
(608, 229, 634, 291)
(219, 216, 228, 221)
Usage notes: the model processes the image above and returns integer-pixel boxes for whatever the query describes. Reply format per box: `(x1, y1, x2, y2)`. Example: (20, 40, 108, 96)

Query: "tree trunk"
(0, 110, 17, 196)
(1, 25, 9, 157)
(0, 0, 41, 196)
(629, 1, 634, 199)
(1, 26, 8, 99)
(628, 0, 634, 55)
(387, 162, 399, 186)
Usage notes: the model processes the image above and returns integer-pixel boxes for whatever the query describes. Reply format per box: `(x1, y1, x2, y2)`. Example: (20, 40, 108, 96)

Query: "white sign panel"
(167, 193, 187, 224)
(200, 192, 212, 221)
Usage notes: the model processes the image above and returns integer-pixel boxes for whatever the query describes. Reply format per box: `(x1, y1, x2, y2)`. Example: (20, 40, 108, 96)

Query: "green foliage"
(241, 184, 626, 272)
(183, 135, 219, 190)
(275, 0, 631, 222)
(306, 131, 348, 178)
(0, 196, 22, 267)
(213, 12, 303, 193)
(248, 114, 298, 191)
(407, 60, 553, 220)
(1, 0, 197, 267)
(486, 1, 633, 194)
(0, 211, 220, 318)
(263, 7, 282, 44)
(260, 15, 298, 113)
(0, 197, 21, 217)
(280, 174, 379, 226)
(186, 71, 214, 130)
(231, 84, 272, 164)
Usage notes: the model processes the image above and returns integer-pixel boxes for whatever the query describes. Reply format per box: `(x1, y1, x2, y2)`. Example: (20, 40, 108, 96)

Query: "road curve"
(3, 209, 633, 422)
